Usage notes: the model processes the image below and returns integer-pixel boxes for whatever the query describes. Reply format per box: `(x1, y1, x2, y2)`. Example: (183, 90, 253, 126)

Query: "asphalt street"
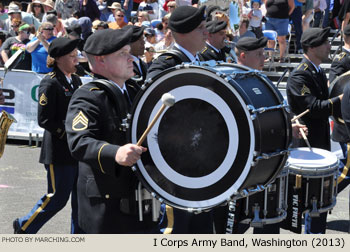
(0, 143, 349, 234)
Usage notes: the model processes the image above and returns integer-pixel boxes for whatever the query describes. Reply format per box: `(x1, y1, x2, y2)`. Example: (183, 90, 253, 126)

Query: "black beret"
(236, 36, 268, 51)
(124, 25, 145, 42)
(344, 25, 350, 36)
(206, 20, 227, 33)
(206, 5, 219, 21)
(301, 27, 330, 48)
(83, 27, 133, 56)
(168, 5, 206, 33)
(48, 37, 79, 58)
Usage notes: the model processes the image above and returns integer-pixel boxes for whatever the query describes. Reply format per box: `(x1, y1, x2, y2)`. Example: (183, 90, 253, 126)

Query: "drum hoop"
(130, 65, 256, 209)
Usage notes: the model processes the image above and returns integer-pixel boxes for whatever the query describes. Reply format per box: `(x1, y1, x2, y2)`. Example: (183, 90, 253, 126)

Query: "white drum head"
(287, 147, 339, 176)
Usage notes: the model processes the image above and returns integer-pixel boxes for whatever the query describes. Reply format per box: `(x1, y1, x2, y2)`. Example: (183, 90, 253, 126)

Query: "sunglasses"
(11, 25, 19, 28)
(117, 15, 124, 17)
(43, 27, 54, 31)
(33, 4, 41, 7)
(168, 5, 175, 8)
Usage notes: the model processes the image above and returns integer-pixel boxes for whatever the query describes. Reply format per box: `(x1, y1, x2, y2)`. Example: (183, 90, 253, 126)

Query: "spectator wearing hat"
(200, 20, 229, 62)
(77, 0, 101, 21)
(3, 2, 41, 34)
(27, 0, 44, 22)
(106, 2, 121, 22)
(108, 8, 129, 29)
(41, 0, 55, 22)
(287, 27, 343, 234)
(1, 22, 32, 70)
(144, 27, 156, 47)
(55, 0, 80, 20)
(147, 5, 213, 234)
(13, 37, 82, 234)
(65, 27, 156, 233)
(26, 22, 57, 73)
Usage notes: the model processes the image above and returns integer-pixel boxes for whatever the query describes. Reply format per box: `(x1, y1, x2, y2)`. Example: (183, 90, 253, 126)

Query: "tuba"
(0, 110, 16, 158)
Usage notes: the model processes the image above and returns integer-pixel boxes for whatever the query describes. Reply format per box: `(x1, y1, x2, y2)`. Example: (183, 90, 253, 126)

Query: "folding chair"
(262, 29, 278, 71)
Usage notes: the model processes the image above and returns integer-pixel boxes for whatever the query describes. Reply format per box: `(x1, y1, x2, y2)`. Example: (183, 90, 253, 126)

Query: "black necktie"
(123, 90, 131, 109)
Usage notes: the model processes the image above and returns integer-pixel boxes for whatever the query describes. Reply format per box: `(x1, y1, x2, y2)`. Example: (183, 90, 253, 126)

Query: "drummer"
(147, 5, 209, 80)
(146, 5, 214, 234)
(328, 24, 350, 191)
(200, 20, 230, 62)
(65, 27, 156, 233)
(286, 27, 343, 234)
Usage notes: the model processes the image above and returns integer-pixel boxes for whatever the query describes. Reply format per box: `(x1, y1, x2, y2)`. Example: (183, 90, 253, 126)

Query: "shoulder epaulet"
(201, 47, 208, 53)
(297, 62, 308, 71)
(336, 52, 347, 61)
(46, 71, 56, 79)
(89, 87, 100, 91)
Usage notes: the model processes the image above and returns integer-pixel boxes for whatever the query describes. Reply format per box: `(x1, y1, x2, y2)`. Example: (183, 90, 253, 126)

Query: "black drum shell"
(127, 63, 292, 211)
(329, 72, 350, 124)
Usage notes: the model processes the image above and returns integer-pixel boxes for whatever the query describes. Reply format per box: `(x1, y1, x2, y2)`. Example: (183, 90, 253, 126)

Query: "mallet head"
(161, 93, 175, 107)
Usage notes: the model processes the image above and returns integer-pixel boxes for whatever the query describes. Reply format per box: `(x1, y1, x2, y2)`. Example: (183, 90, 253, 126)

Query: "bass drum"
(329, 70, 350, 124)
(127, 63, 292, 212)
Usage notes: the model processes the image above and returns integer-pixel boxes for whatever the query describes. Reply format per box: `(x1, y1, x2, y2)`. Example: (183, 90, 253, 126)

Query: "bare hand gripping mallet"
(136, 93, 175, 146)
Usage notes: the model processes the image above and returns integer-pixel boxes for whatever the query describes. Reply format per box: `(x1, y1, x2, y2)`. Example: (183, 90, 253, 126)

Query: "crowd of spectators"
(0, 0, 349, 73)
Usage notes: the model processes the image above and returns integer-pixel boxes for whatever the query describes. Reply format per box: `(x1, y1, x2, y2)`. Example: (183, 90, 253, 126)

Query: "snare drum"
(239, 167, 288, 227)
(287, 147, 339, 217)
(127, 63, 292, 212)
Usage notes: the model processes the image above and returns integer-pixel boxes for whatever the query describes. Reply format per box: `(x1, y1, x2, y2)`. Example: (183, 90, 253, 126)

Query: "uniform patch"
(301, 85, 311, 95)
(39, 93, 48, 106)
(72, 111, 88, 131)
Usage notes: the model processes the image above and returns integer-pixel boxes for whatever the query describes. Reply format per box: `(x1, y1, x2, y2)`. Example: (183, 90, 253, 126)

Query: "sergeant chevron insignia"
(72, 111, 88, 131)
(39, 93, 48, 106)
(301, 85, 311, 96)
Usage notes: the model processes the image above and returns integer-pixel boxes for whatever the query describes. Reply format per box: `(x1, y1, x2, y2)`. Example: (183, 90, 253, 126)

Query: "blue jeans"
(121, 0, 133, 22)
(322, 0, 331, 28)
(290, 6, 303, 50)
(18, 164, 82, 234)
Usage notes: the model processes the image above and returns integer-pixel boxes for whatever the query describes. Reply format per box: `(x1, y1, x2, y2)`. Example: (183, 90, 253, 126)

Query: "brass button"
(105, 194, 110, 199)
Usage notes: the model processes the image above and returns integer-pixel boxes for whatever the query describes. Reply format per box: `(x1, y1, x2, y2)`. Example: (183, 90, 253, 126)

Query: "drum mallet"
(291, 109, 310, 123)
(137, 93, 175, 146)
(295, 118, 313, 151)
